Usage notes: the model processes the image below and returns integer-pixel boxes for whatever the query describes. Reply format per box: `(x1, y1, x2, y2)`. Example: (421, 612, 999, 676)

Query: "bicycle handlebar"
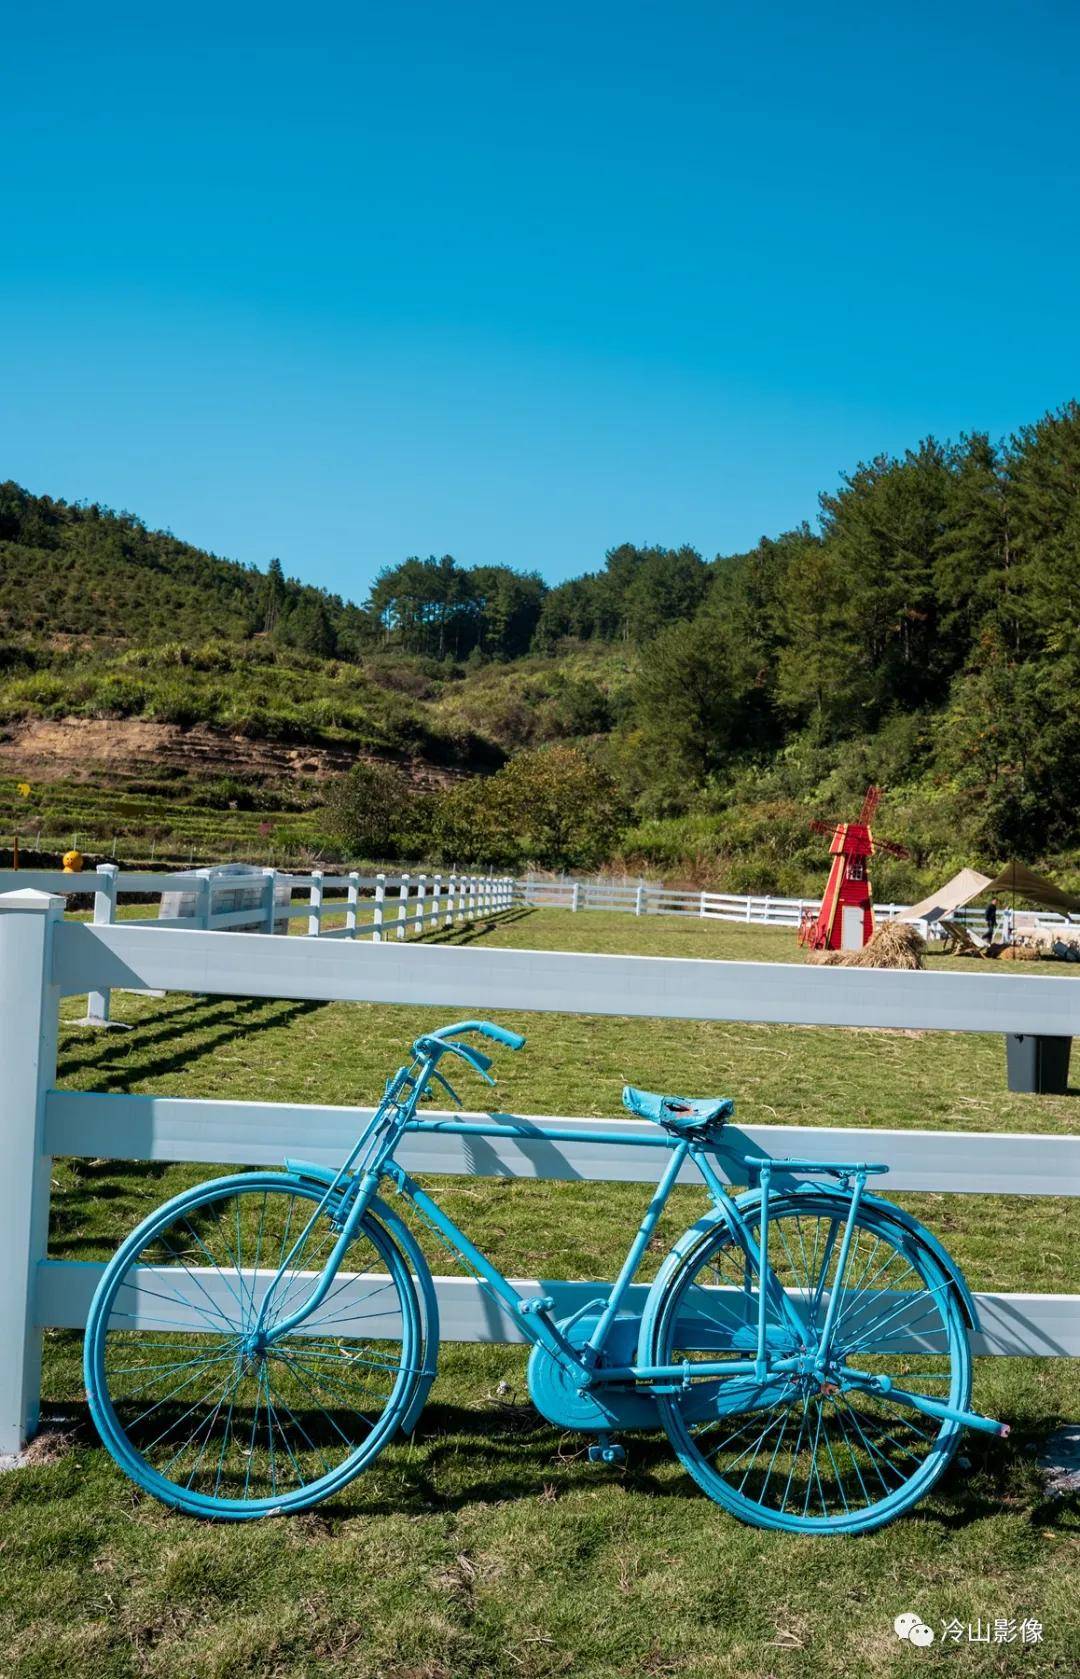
(425, 1019, 526, 1052)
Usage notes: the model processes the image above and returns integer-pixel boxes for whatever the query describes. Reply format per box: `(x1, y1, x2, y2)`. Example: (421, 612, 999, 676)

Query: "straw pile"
(807, 921, 926, 970)
(999, 943, 1041, 962)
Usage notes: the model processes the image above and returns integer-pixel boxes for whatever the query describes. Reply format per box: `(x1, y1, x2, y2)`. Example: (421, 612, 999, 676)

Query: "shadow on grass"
(427, 905, 538, 947)
(34, 1394, 1077, 1533)
(377, 1399, 1080, 1528)
(56, 994, 327, 1094)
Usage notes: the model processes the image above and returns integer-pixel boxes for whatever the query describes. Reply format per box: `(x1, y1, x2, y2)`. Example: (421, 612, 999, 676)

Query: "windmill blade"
(872, 834, 910, 859)
(858, 785, 881, 825)
(808, 817, 844, 837)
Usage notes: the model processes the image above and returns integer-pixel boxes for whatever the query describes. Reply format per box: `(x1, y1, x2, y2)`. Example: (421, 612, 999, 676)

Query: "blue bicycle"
(85, 1021, 1007, 1532)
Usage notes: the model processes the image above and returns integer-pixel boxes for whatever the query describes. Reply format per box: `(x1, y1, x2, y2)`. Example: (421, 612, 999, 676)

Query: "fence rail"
(1, 889, 1078, 1451)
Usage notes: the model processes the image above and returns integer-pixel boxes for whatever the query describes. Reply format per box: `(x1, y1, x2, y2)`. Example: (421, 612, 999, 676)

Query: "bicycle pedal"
(587, 1440, 625, 1465)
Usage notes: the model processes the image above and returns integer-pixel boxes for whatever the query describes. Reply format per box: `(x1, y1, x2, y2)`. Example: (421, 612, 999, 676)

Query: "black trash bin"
(1005, 1033, 1073, 1095)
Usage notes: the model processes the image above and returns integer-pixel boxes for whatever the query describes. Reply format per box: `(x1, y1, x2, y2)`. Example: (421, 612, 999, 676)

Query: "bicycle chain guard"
(526, 1312, 658, 1433)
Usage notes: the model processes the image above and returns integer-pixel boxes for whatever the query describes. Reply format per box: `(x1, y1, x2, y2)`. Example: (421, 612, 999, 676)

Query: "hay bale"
(808, 921, 925, 970)
(999, 943, 1041, 962)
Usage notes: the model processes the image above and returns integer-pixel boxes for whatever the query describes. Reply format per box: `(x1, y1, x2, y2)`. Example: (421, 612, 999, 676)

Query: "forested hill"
(0, 481, 371, 654)
(1, 397, 1079, 882)
(0, 478, 709, 661)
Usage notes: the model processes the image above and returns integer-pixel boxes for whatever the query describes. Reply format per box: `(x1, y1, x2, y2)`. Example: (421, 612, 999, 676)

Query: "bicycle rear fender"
(635, 1187, 978, 1370)
(845, 1188, 979, 1331)
(735, 1183, 980, 1332)
(285, 1159, 439, 1432)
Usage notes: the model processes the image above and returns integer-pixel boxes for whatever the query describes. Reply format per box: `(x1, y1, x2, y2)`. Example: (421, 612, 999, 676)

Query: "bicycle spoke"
(756, 1405, 791, 1506)
(272, 1351, 363, 1449)
(819, 1411, 851, 1513)
(778, 1397, 812, 1515)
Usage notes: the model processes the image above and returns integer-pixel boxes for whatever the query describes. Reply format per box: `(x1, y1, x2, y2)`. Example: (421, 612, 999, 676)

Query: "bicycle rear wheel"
(84, 1172, 423, 1518)
(644, 1194, 971, 1533)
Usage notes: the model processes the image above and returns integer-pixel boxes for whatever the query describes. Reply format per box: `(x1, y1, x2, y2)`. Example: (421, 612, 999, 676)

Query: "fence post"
(763, 895, 771, 926)
(457, 874, 467, 922)
(373, 873, 386, 942)
(745, 895, 752, 923)
(83, 863, 119, 1025)
(445, 873, 456, 928)
(414, 874, 427, 936)
(308, 870, 324, 938)
(635, 884, 645, 917)
(571, 881, 580, 913)
(430, 874, 442, 931)
(346, 871, 360, 937)
(0, 890, 63, 1451)
(262, 867, 278, 935)
(396, 874, 410, 940)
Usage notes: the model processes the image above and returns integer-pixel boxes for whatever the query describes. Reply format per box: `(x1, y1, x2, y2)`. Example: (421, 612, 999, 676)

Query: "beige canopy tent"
(901, 862, 1080, 925)
(901, 868, 992, 926)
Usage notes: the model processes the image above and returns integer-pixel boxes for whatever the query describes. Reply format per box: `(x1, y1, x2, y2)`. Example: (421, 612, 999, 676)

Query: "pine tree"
(263, 557, 286, 634)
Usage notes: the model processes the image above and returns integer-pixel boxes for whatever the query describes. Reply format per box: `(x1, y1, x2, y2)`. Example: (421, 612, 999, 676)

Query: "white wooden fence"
(520, 875, 1080, 938)
(0, 865, 516, 1025)
(521, 877, 909, 926)
(5, 861, 1075, 945)
(1, 888, 1078, 1453)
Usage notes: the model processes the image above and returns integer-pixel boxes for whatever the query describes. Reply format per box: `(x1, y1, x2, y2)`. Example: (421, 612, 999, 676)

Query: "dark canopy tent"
(983, 862, 1080, 916)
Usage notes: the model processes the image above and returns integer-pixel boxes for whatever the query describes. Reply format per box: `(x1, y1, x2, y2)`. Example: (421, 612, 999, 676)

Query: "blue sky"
(3, 1, 1078, 600)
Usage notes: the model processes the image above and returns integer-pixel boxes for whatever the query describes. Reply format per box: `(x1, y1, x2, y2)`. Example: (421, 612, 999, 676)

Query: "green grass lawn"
(3, 909, 1078, 1677)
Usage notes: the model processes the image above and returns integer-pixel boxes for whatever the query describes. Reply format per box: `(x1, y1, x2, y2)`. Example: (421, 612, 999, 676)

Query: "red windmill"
(797, 785, 909, 952)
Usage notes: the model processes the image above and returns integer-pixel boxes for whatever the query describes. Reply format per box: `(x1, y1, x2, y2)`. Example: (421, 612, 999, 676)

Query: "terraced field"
(0, 770, 325, 866)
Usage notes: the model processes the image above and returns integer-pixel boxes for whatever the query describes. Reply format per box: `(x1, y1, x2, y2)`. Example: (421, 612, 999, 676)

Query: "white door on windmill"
(841, 905, 864, 950)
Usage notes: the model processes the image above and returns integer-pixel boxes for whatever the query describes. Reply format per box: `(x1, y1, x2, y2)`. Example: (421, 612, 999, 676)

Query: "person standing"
(985, 897, 998, 944)
(1002, 904, 1014, 945)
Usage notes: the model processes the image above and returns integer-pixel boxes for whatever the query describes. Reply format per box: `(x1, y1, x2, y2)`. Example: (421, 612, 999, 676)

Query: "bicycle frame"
(255, 1030, 1004, 1438)
(377, 1130, 810, 1389)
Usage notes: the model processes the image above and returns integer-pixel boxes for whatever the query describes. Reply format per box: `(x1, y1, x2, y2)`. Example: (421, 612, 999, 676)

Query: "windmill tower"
(798, 785, 908, 952)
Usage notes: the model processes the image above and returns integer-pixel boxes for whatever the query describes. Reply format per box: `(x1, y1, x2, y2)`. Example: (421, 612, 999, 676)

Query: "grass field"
(3, 911, 1078, 1677)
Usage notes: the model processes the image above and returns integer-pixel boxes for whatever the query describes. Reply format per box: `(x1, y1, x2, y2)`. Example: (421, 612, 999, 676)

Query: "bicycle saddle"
(622, 1086, 734, 1136)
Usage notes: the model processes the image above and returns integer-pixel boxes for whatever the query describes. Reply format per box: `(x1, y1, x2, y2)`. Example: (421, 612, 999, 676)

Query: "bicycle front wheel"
(84, 1172, 423, 1518)
(644, 1194, 971, 1533)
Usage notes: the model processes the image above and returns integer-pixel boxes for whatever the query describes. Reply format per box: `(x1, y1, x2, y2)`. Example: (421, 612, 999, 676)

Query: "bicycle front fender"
(732, 1183, 980, 1333)
(285, 1159, 440, 1432)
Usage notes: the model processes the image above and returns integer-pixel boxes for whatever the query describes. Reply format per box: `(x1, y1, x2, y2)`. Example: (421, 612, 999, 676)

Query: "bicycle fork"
(258, 1168, 384, 1346)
